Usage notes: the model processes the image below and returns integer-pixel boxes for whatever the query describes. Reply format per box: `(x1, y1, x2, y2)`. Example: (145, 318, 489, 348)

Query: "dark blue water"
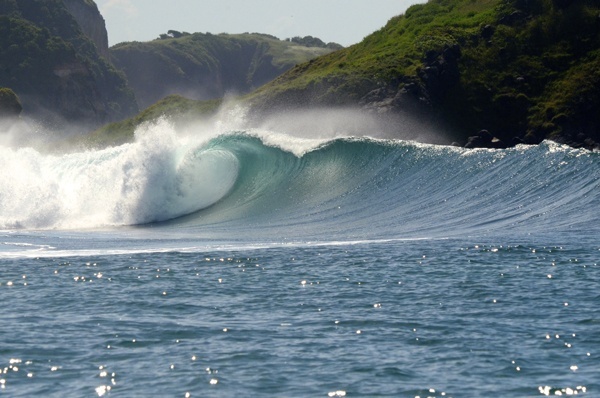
(2, 236, 599, 397)
(1, 129, 599, 397)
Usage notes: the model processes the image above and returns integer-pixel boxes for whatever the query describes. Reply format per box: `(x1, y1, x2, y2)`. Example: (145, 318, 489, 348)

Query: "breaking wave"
(1, 118, 599, 241)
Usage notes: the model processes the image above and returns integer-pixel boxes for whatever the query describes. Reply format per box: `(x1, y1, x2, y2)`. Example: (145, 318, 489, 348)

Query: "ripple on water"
(1, 238, 599, 396)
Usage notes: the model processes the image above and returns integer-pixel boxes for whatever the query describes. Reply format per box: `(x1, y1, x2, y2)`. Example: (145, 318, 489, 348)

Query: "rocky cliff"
(0, 0, 137, 133)
(63, 0, 110, 60)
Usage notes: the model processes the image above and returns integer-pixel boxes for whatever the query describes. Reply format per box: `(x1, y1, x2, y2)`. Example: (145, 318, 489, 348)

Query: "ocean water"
(1, 117, 599, 397)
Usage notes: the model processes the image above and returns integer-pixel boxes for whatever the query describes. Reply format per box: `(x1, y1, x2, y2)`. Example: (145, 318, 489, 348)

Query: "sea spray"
(1, 112, 598, 237)
(0, 119, 239, 229)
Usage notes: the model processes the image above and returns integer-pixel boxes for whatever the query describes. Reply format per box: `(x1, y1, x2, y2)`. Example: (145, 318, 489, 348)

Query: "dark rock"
(552, 0, 572, 9)
(360, 88, 390, 104)
(479, 129, 493, 141)
(583, 138, 599, 150)
(499, 10, 528, 26)
(464, 130, 507, 148)
(425, 49, 439, 63)
(402, 82, 419, 94)
(490, 136, 506, 149)
(481, 24, 495, 40)
(443, 44, 461, 61)
(424, 65, 439, 74)
(417, 45, 462, 105)
(511, 137, 526, 146)
(464, 135, 485, 148)
(63, 0, 110, 60)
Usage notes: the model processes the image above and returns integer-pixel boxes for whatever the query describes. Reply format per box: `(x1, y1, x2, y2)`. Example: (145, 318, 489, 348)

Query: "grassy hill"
(83, 0, 600, 149)
(110, 32, 341, 109)
(248, 0, 600, 148)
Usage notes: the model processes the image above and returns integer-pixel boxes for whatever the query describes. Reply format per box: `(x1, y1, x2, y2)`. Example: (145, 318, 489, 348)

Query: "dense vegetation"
(110, 32, 339, 109)
(88, 0, 600, 148)
(247, 0, 600, 147)
(60, 0, 600, 149)
(0, 0, 137, 129)
(286, 35, 343, 50)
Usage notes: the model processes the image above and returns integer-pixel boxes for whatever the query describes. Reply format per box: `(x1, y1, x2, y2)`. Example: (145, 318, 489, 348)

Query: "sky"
(96, 0, 424, 47)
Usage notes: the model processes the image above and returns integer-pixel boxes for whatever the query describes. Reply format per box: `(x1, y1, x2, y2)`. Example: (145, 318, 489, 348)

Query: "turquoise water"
(1, 123, 599, 397)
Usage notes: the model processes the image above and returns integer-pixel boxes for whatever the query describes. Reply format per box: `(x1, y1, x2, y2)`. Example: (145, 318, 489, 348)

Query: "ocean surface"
(1, 116, 599, 397)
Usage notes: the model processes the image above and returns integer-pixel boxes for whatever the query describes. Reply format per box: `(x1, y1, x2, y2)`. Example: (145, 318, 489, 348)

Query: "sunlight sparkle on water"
(95, 385, 111, 396)
(539, 385, 587, 396)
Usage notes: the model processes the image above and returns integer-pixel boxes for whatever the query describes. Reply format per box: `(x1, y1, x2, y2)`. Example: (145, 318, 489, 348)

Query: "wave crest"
(1, 120, 598, 237)
(0, 121, 239, 229)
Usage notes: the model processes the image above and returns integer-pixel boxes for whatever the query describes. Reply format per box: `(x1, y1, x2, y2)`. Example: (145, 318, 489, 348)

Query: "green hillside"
(248, 0, 600, 148)
(83, 0, 600, 149)
(110, 32, 340, 109)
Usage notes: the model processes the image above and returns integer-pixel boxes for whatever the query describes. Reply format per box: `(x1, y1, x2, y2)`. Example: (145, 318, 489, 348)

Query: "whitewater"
(1, 112, 599, 397)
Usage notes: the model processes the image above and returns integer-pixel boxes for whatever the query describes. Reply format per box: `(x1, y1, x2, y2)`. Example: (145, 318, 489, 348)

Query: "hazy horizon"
(96, 0, 423, 47)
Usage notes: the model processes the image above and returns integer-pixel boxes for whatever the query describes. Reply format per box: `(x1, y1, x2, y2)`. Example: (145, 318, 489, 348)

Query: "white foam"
(0, 236, 446, 259)
(0, 119, 238, 229)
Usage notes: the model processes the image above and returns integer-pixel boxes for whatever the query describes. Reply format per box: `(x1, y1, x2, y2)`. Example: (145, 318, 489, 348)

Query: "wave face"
(183, 134, 600, 241)
(1, 121, 599, 240)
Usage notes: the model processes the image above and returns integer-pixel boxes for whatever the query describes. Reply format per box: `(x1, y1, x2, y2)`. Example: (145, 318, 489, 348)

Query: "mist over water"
(0, 104, 437, 230)
(0, 119, 237, 229)
(251, 106, 448, 144)
(0, 104, 599, 237)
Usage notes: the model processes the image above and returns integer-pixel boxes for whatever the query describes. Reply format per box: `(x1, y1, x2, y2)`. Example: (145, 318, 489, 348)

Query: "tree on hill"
(286, 35, 342, 49)
(158, 30, 191, 40)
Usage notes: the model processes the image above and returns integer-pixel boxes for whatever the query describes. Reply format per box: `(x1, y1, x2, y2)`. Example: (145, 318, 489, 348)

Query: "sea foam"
(0, 120, 238, 229)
